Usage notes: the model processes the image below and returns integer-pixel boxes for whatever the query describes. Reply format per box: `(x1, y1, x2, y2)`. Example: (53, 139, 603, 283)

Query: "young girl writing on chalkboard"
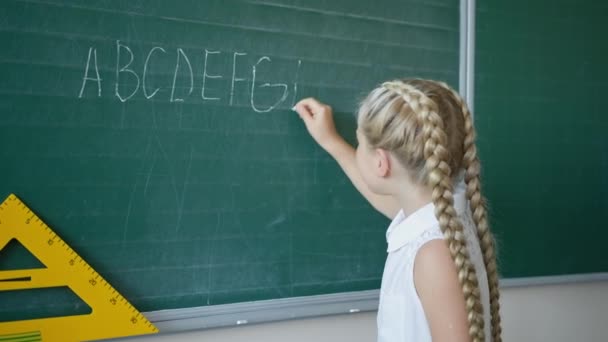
(294, 79, 501, 342)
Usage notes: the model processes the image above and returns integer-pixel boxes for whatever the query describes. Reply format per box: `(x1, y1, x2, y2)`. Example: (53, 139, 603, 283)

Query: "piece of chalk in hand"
(291, 106, 297, 112)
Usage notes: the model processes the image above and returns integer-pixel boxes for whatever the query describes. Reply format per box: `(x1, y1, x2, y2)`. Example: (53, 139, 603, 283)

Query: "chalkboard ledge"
(145, 289, 380, 335)
(112, 272, 608, 337)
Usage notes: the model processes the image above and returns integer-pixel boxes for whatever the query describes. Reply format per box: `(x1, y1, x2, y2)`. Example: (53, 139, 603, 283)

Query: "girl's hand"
(294, 98, 343, 153)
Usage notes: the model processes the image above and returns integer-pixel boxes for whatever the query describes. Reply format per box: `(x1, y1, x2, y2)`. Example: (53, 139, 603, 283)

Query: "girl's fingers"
(294, 102, 314, 125)
(296, 98, 326, 118)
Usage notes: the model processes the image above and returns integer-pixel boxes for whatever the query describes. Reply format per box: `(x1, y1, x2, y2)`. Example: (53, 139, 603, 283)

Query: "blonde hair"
(358, 79, 501, 342)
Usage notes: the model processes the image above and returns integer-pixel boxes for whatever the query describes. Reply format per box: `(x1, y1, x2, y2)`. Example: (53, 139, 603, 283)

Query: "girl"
(294, 79, 501, 342)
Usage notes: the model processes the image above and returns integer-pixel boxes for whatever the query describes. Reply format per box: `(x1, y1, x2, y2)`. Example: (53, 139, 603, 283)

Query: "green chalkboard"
(0, 0, 460, 318)
(476, 0, 608, 278)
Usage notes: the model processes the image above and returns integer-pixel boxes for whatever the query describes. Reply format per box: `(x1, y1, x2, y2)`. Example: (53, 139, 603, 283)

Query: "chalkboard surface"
(0, 0, 460, 318)
(476, 0, 608, 278)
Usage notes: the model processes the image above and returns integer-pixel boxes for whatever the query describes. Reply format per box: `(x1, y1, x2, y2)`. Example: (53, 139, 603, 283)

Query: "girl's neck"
(394, 181, 433, 217)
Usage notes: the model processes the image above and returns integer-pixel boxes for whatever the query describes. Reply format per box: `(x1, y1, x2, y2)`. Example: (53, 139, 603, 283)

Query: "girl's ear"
(375, 148, 391, 177)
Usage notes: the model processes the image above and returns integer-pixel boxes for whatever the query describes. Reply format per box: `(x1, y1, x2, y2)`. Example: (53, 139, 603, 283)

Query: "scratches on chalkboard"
(141, 133, 155, 197)
(143, 154, 156, 197)
(120, 102, 126, 129)
(265, 213, 286, 229)
(122, 134, 153, 245)
(243, 0, 456, 31)
(206, 211, 222, 305)
(122, 177, 138, 244)
(153, 134, 180, 214)
(175, 145, 193, 233)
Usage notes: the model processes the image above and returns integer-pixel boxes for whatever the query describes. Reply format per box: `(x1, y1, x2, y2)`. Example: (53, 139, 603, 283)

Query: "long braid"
(383, 81, 486, 341)
(437, 81, 502, 342)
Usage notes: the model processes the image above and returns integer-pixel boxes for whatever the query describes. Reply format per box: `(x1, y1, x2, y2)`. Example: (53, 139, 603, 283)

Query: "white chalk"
(349, 308, 360, 313)
(236, 319, 248, 325)
(291, 106, 297, 112)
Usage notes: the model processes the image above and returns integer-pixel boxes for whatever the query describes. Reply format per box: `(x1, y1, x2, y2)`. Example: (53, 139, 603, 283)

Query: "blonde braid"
(437, 81, 503, 342)
(384, 81, 486, 341)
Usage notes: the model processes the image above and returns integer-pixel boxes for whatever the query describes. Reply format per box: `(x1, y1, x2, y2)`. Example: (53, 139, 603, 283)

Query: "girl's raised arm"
(294, 98, 400, 219)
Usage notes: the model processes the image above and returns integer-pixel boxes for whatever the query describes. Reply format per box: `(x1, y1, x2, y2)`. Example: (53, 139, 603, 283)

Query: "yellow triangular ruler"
(0, 194, 158, 341)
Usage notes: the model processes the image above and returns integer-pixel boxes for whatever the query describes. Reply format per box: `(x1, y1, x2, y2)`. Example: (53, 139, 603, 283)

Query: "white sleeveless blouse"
(376, 181, 492, 342)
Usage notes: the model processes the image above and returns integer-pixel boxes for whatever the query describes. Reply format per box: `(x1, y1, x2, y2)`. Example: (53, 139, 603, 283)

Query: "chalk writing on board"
(78, 40, 302, 113)
(78, 47, 102, 98)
